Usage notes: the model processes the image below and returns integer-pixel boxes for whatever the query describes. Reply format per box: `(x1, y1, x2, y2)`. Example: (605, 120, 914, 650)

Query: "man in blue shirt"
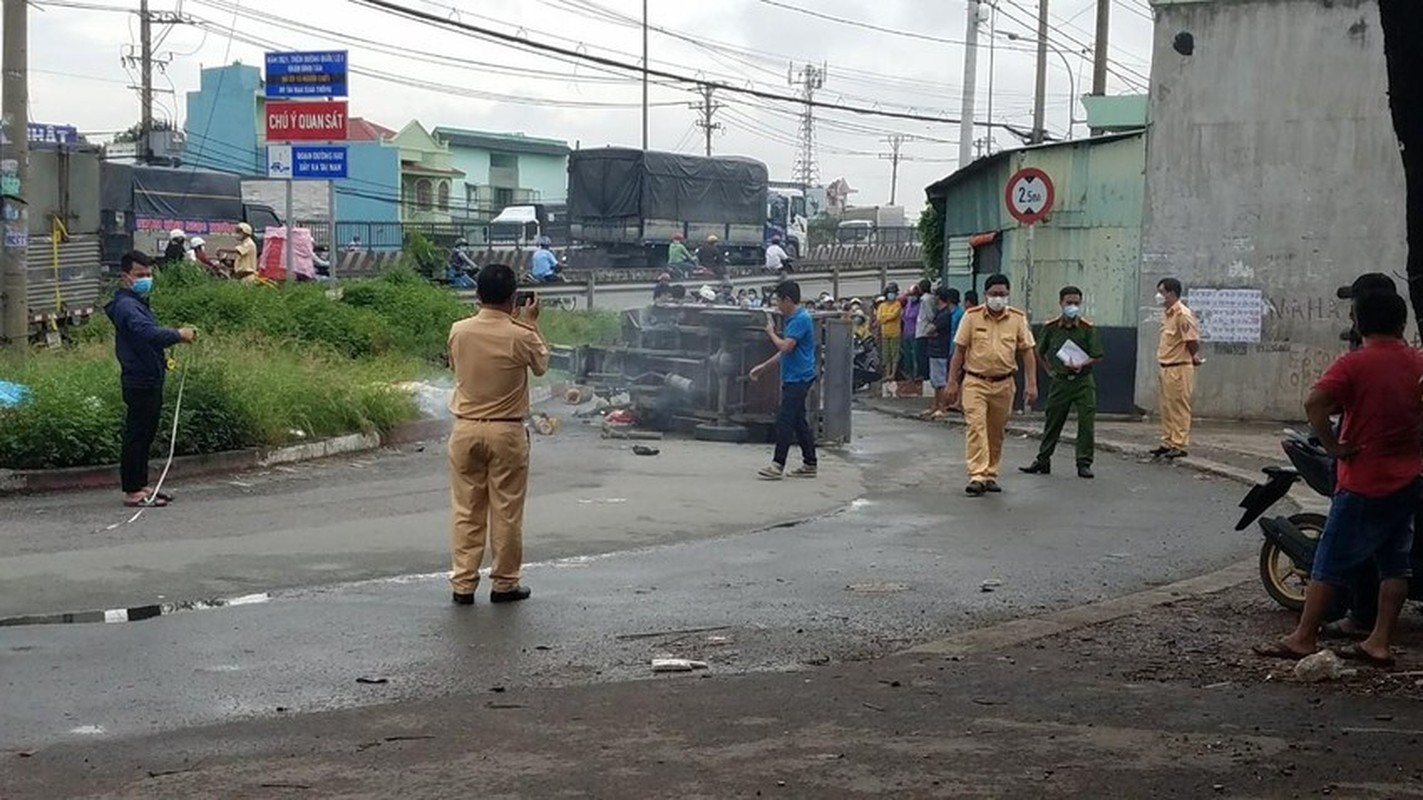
(530, 237, 560, 283)
(749, 280, 818, 479)
(104, 250, 195, 507)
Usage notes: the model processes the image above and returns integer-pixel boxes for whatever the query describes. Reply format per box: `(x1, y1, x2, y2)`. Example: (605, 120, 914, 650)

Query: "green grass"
(0, 339, 419, 470)
(0, 267, 628, 469)
(538, 308, 622, 347)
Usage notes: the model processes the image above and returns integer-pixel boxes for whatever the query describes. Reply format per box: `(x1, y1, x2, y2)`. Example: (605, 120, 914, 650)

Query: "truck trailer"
(567, 148, 768, 269)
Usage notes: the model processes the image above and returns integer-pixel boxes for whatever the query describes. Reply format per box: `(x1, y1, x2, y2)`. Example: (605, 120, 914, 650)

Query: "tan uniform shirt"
(954, 306, 1035, 377)
(1157, 302, 1200, 365)
(448, 309, 550, 420)
(233, 238, 258, 278)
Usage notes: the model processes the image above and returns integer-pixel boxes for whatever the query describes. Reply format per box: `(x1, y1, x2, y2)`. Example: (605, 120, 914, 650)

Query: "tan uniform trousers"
(448, 420, 530, 594)
(963, 375, 1016, 481)
(1158, 364, 1196, 449)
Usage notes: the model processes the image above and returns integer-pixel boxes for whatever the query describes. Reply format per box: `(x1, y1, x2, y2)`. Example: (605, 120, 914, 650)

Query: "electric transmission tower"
(789, 62, 825, 191)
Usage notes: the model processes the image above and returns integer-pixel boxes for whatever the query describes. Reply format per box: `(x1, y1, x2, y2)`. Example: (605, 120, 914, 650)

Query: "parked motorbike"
(1234, 429, 1335, 610)
(1235, 428, 1423, 611)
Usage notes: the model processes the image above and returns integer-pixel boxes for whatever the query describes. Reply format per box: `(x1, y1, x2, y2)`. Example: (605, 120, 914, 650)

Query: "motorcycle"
(1234, 429, 1335, 610)
(1235, 428, 1423, 612)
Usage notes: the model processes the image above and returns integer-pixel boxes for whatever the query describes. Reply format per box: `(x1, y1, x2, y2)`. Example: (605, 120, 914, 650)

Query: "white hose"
(96, 355, 190, 534)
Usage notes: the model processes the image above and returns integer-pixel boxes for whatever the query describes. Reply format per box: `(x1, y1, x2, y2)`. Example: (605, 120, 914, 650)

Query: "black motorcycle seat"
(1262, 466, 1299, 479)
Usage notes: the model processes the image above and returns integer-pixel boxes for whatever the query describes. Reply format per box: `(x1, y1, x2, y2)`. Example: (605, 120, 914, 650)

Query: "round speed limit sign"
(1004, 167, 1055, 225)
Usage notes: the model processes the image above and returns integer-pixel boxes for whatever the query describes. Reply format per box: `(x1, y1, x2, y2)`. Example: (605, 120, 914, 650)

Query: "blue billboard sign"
(268, 144, 348, 180)
(27, 123, 79, 146)
(265, 50, 348, 98)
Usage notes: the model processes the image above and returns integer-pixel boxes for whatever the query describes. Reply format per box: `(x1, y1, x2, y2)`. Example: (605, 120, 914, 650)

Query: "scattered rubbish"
(577, 497, 628, 505)
(487, 702, 526, 710)
(490, 686, 507, 693)
(287, 428, 307, 439)
(651, 658, 709, 672)
(980, 578, 1003, 593)
(602, 424, 662, 440)
(1203, 681, 1233, 690)
(1212, 785, 1225, 793)
(862, 702, 886, 712)
(260, 783, 313, 790)
(632, 445, 660, 456)
(1376, 714, 1396, 722)
(971, 698, 1005, 706)
(705, 636, 732, 645)
(618, 625, 732, 641)
(276, 707, 290, 713)
(777, 781, 788, 787)
(563, 386, 592, 405)
(147, 767, 197, 778)
(535, 645, 553, 651)
(384, 735, 436, 742)
(531, 413, 559, 436)
(355, 676, 388, 685)
(604, 409, 636, 426)
(16, 750, 35, 758)
(1294, 650, 1344, 683)
(0, 380, 30, 408)
(845, 582, 910, 594)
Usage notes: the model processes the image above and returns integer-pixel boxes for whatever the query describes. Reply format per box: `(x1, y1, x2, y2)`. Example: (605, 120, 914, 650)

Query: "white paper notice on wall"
(1186, 288, 1264, 343)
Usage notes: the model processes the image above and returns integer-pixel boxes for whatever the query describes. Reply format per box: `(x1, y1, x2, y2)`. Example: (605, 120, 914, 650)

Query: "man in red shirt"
(1256, 291, 1423, 667)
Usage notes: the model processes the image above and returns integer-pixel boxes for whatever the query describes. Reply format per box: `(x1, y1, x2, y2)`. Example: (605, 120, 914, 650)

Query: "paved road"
(0, 410, 1255, 761)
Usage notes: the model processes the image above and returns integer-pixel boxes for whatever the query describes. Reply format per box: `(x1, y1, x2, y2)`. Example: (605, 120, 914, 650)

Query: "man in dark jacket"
(105, 250, 194, 507)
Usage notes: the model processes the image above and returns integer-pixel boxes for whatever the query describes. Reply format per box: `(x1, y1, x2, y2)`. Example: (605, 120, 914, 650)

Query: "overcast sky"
(21, 0, 1155, 213)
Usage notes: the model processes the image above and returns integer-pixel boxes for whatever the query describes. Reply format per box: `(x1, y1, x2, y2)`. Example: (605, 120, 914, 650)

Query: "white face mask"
(1154, 292, 1167, 307)
(985, 295, 1009, 312)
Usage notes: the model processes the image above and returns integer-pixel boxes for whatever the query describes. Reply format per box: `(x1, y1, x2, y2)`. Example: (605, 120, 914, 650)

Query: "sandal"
(1336, 643, 1396, 669)
(1251, 641, 1315, 660)
(124, 494, 170, 508)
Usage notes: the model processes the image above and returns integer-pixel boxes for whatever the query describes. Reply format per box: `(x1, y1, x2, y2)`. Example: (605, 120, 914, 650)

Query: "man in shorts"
(1255, 291, 1423, 667)
(923, 287, 961, 419)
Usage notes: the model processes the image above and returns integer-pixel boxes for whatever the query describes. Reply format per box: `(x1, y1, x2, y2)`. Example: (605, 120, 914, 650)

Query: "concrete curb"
(859, 400, 1266, 487)
(0, 416, 456, 498)
(900, 561, 1257, 657)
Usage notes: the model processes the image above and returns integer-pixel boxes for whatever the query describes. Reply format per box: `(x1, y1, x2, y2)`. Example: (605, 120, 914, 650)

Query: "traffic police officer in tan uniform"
(945, 273, 1038, 496)
(447, 264, 550, 605)
(1151, 277, 1200, 460)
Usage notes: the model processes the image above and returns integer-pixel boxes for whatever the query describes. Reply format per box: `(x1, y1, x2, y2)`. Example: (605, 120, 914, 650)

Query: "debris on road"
(632, 445, 660, 456)
(532, 413, 559, 435)
(355, 676, 389, 685)
(845, 582, 910, 594)
(651, 658, 709, 672)
(980, 578, 1003, 593)
(1294, 650, 1344, 683)
(0, 380, 30, 408)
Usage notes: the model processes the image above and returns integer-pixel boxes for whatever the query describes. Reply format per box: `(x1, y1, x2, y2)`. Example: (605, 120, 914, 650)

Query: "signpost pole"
(284, 179, 294, 284)
(1, 0, 29, 348)
(328, 179, 337, 284)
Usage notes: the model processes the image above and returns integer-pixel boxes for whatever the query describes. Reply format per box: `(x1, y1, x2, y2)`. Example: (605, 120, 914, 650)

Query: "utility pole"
(641, 0, 649, 151)
(689, 84, 722, 157)
(1031, 0, 1050, 144)
(1092, 0, 1110, 97)
(790, 62, 825, 195)
(958, 0, 981, 168)
(139, 0, 153, 164)
(880, 135, 905, 205)
(1, 0, 29, 347)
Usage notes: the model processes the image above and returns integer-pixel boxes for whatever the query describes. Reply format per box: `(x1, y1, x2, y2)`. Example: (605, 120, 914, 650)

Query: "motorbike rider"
(697, 235, 726, 279)
(764, 235, 791, 274)
(667, 233, 696, 278)
(530, 236, 562, 284)
(163, 229, 188, 265)
(447, 239, 478, 288)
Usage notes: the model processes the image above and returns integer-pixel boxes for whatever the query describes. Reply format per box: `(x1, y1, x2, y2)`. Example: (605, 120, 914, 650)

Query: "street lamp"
(998, 30, 1086, 140)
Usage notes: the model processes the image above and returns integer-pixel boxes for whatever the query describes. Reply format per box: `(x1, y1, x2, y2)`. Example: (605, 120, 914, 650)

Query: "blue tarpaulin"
(0, 380, 30, 408)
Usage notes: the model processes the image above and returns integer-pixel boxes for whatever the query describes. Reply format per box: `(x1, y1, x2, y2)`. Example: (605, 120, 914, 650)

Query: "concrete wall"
(1136, 0, 1406, 419)
(185, 64, 263, 175)
(519, 152, 569, 203)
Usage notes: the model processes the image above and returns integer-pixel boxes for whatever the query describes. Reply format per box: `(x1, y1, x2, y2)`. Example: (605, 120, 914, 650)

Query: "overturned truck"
(566, 304, 853, 445)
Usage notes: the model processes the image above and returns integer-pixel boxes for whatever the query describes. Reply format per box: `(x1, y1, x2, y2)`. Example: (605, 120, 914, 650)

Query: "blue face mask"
(1062, 304, 1081, 319)
(131, 276, 154, 296)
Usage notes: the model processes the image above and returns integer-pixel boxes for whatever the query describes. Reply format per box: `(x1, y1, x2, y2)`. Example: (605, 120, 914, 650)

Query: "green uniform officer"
(1020, 286, 1104, 479)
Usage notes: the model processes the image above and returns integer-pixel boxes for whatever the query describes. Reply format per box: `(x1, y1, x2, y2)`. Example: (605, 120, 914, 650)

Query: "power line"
(689, 84, 723, 157)
(348, 0, 1039, 137)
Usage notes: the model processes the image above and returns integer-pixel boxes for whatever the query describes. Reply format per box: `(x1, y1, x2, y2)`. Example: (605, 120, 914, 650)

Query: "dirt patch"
(1037, 580, 1423, 701)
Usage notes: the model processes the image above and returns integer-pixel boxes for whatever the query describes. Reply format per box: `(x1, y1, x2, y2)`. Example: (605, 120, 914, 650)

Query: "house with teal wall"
(432, 127, 570, 218)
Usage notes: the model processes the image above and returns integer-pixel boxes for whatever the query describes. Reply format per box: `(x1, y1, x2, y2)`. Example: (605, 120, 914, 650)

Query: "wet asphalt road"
(0, 410, 1254, 753)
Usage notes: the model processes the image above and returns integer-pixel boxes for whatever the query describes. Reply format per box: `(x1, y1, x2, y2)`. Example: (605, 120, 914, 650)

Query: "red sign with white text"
(265, 100, 348, 142)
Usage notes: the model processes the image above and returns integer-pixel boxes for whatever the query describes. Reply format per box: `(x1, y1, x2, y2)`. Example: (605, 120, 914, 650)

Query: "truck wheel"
(694, 423, 749, 444)
(1259, 512, 1325, 612)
